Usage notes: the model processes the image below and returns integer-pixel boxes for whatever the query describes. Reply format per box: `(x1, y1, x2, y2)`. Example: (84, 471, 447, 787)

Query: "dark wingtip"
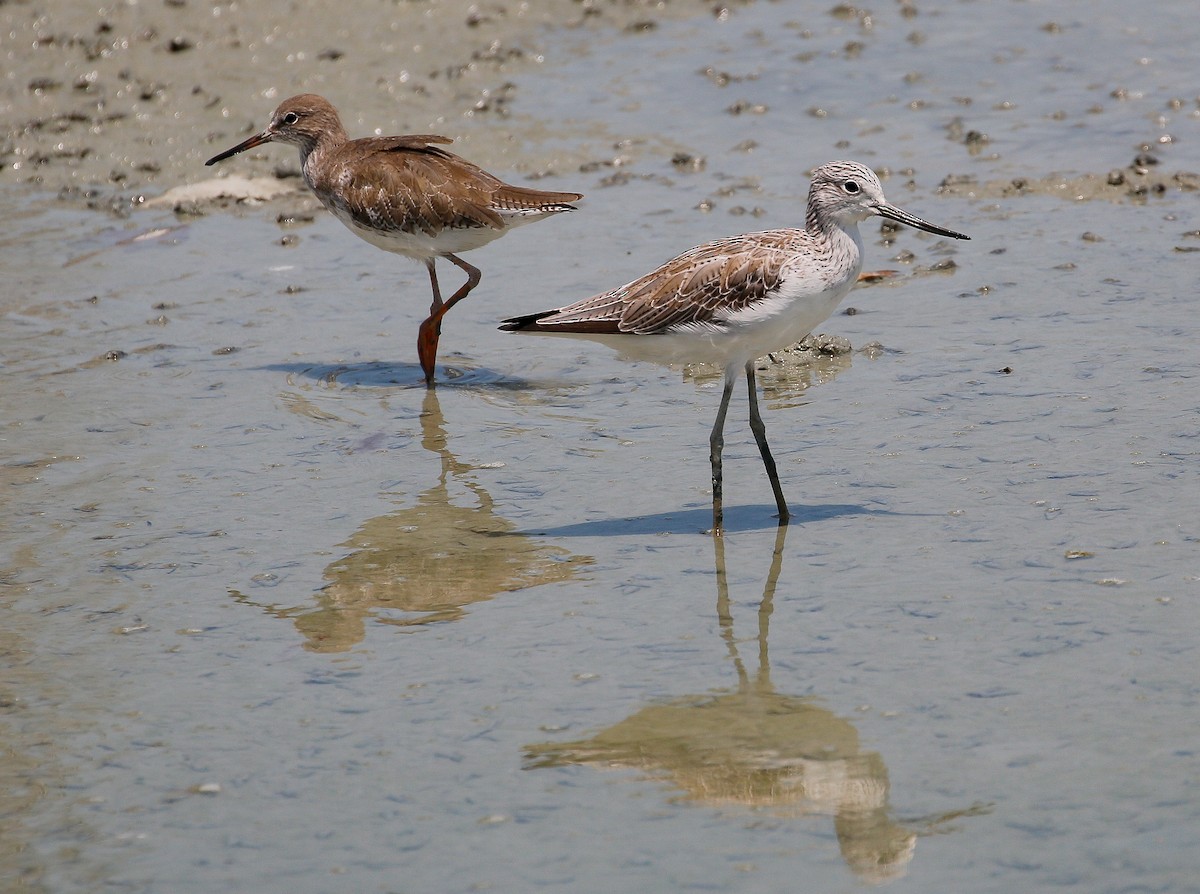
(499, 310, 558, 332)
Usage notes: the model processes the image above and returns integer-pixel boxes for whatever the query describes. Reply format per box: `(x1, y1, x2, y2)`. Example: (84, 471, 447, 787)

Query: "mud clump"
(937, 164, 1200, 203)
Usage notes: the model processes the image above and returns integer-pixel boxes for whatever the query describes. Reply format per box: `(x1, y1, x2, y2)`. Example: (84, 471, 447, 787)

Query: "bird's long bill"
(875, 203, 970, 240)
(204, 131, 273, 166)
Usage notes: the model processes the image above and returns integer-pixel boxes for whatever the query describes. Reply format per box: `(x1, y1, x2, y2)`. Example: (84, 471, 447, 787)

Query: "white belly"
(327, 202, 555, 260)
(349, 219, 503, 258)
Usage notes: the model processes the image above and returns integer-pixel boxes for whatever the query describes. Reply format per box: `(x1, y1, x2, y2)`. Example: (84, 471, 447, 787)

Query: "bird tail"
(492, 185, 583, 213)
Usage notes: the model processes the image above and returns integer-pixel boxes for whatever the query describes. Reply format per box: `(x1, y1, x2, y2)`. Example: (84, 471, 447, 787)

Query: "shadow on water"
(507, 501, 898, 538)
(259, 360, 548, 392)
(231, 390, 593, 651)
(525, 526, 991, 885)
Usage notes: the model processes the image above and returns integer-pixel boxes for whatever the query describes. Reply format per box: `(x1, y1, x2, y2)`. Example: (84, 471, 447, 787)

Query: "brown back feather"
(313, 135, 579, 236)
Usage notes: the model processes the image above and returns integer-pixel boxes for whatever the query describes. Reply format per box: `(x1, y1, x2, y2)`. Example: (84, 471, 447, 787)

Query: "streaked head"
(205, 94, 346, 166)
(808, 161, 969, 240)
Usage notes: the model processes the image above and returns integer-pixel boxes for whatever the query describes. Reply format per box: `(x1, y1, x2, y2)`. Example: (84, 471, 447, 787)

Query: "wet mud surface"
(3, 1, 1200, 892)
(2, 0, 723, 205)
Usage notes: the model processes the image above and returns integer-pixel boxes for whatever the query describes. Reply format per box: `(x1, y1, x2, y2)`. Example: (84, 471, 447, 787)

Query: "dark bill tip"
(876, 203, 970, 241)
(204, 131, 271, 167)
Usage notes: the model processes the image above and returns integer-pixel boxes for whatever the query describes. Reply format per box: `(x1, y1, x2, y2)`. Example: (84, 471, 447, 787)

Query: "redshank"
(205, 93, 582, 385)
(500, 161, 969, 534)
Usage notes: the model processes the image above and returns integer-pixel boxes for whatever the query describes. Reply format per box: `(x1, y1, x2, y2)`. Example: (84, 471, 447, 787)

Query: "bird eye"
(281, 111, 300, 125)
(842, 180, 860, 194)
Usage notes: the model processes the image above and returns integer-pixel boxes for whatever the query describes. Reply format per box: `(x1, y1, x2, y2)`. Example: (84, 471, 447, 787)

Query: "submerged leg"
(709, 367, 739, 536)
(417, 260, 443, 385)
(745, 361, 790, 525)
(417, 253, 482, 386)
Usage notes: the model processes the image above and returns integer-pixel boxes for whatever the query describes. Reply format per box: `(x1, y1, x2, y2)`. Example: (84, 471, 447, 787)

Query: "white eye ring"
(842, 180, 860, 194)
(281, 111, 300, 125)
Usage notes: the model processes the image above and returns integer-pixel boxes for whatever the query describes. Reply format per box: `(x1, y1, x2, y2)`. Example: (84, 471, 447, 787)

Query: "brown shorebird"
(501, 161, 969, 534)
(205, 93, 582, 385)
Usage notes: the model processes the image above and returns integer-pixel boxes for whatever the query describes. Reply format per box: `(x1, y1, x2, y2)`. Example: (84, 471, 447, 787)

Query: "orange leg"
(424, 259, 444, 317)
(417, 254, 481, 387)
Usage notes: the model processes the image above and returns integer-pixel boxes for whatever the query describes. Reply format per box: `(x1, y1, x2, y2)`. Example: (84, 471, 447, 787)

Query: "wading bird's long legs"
(745, 361, 790, 526)
(709, 368, 739, 536)
(417, 254, 482, 385)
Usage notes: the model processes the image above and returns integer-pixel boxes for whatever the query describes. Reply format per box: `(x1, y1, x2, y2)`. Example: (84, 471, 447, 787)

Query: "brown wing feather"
(524, 231, 800, 335)
(315, 136, 580, 237)
(360, 135, 455, 150)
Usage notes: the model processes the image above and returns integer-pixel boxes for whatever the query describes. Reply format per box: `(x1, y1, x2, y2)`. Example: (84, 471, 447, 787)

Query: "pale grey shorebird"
(205, 93, 582, 385)
(500, 161, 969, 534)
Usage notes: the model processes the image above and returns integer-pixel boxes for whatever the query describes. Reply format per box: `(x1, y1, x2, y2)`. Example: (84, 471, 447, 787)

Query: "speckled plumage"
(501, 161, 969, 533)
(206, 93, 581, 384)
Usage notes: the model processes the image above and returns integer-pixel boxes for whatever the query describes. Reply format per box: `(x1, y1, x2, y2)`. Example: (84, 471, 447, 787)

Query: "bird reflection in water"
(684, 333, 857, 414)
(525, 527, 987, 884)
(239, 391, 590, 652)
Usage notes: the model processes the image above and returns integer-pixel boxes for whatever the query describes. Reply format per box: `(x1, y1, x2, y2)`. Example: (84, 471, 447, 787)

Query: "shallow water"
(4, 1, 1200, 892)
